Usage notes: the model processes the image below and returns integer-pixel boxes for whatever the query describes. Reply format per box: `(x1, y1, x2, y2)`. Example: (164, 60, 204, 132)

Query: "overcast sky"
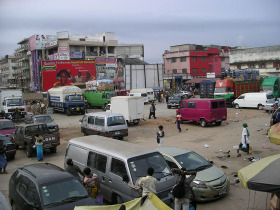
(0, 0, 279, 63)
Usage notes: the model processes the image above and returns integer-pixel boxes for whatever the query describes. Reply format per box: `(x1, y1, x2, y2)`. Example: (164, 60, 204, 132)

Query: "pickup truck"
(10, 123, 60, 157)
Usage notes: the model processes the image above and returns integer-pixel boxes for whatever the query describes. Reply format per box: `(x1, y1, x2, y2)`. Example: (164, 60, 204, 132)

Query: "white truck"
(105, 96, 144, 125)
(0, 89, 26, 119)
(48, 86, 85, 116)
(130, 88, 154, 103)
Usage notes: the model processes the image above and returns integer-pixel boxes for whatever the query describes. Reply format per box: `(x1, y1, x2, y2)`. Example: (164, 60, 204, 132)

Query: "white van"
(80, 112, 128, 140)
(128, 92, 149, 104)
(130, 88, 154, 102)
(233, 92, 275, 109)
(64, 136, 175, 204)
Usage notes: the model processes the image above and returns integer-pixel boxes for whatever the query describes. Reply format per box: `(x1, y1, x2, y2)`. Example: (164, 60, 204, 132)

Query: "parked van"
(177, 98, 227, 127)
(80, 112, 128, 140)
(233, 92, 275, 109)
(83, 91, 117, 108)
(130, 88, 154, 102)
(128, 92, 148, 104)
(64, 136, 175, 204)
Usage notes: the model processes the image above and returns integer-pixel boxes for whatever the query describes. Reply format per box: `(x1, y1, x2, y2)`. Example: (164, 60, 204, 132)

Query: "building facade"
(230, 45, 280, 77)
(0, 55, 17, 88)
(162, 44, 230, 89)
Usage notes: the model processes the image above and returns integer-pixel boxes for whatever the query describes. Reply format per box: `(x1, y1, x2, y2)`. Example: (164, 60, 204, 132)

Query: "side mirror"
(122, 175, 129, 183)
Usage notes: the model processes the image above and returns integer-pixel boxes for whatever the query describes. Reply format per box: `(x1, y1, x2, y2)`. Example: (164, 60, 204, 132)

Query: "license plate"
(115, 131, 120, 135)
(44, 143, 52, 148)
(219, 189, 227, 195)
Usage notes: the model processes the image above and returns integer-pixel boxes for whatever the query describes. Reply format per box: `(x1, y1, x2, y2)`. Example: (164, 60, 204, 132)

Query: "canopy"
(267, 123, 280, 145)
(238, 154, 280, 193)
(261, 77, 278, 87)
(74, 194, 172, 210)
(185, 78, 207, 84)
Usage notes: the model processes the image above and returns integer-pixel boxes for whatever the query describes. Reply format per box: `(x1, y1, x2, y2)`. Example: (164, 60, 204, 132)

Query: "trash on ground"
(204, 144, 210, 148)
(236, 154, 241, 157)
(243, 157, 246, 160)
(223, 150, 230, 154)
(234, 178, 240, 183)
(233, 145, 239, 150)
(221, 165, 228, 169)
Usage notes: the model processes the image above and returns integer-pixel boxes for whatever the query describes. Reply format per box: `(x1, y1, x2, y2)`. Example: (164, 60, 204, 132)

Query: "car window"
(87, 151, 107, 173)
(187, 102, 196, 108)
(219, 101, 225, 108)
(95, 117, 104, 126)
(17, 176, 29, 198)
(0, 121, 15, 130)
(173, 152, 211, 171)
(111, 158, 127, 177)
(107, 116, 125, 126)
(238, 95, 245, 99)
(67, 145, 88, 164)
(162, 156, 179, 169)
(88, 116, 95, 124)
(212, 102, 218, 109)
(180, 101, 186, 108)
(26, 181, 39, 205)
(15, 127, 21, 134)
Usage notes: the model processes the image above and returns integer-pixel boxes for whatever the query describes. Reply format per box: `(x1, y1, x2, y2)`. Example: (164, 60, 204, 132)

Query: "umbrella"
(238, 154, 280, 194)
(267, 123, 280, 145)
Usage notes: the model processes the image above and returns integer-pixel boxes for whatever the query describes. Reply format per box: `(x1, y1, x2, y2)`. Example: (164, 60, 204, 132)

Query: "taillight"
(126, 128, 128, 133)
(58, 134, 60, 141)
(105, 131, 109, 135)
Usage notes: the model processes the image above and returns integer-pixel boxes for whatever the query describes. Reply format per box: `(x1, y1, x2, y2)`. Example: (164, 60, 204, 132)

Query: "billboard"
(95, 58, 117, 80)
(29, 34, 47, 51)
(41, 60, 96, 91)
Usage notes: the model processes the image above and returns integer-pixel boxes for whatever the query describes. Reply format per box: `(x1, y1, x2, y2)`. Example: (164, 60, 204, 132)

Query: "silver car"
(156, 146, 230, 202)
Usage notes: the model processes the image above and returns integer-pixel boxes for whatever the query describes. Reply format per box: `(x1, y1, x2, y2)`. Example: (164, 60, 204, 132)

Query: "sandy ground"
(1, 102, 279, 210)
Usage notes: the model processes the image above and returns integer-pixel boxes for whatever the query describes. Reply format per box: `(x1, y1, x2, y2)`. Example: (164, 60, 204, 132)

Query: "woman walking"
(156, 125, 164, 147)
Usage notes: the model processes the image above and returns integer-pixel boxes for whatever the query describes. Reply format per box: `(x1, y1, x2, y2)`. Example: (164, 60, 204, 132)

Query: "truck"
(47, 86, 85, 116)
(10, 123, 60, 157)
(214, 78, 262, 107)
(200, 79, 218, 98)
(83, 90, 117, 109)
(0, 89, 26, 119)
(261, 77, 280, 98)
(105, 96, 144, 125)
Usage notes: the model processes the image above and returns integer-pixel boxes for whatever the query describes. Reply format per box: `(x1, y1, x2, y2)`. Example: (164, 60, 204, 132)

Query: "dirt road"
(1, 102, 279, 210)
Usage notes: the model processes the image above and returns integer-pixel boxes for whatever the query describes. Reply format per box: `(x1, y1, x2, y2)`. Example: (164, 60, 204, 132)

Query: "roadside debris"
(204, 144, 210, 148)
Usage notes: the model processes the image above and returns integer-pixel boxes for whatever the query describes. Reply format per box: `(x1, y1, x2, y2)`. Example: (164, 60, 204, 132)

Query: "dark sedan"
(25, 113, 59, 133)
(0, 134, 16, 161)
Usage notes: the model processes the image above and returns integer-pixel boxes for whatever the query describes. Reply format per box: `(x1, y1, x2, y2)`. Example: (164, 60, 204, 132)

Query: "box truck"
(105, 96, 145, 125)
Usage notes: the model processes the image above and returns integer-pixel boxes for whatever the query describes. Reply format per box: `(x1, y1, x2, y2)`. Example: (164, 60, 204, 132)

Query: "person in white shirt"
(237, 123, 250, 156)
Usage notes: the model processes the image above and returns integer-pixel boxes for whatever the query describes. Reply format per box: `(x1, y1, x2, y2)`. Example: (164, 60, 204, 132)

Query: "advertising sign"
(41, 60, 96, 91)
(95, 58, 118, 80)
(29, 34, 47, 50)
(59, 47, 69, 60)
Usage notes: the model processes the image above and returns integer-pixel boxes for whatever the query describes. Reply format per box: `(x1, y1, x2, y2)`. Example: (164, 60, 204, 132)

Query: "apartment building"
(230, 45, 280, 77)
(162, 44, 230, 89)
(0, 55, 17, 88)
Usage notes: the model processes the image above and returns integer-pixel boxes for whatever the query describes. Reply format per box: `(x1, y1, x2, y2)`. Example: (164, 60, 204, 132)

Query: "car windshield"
(34, 116, 53, 124)
(41, 178, 89, 206)
(106, 93, 117, 99)
(174, 151, 212, 171)
(25, 125, 49, 134)
(0, 135, 11, 144)
(6, 98, 24, 106)
(170, 96, 181, 100)
(69, 95, 83, 101)
(107, 116, 126, 126)
(214, 87, 227, 93)
(262, 86, 273, 92)
(128, 152, 171, 184)
(0, 121, 15, 130)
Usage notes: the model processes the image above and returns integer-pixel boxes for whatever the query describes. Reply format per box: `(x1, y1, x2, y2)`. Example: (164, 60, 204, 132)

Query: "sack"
(96, 194, 103, 205)
(157, 137, 160, 144)
(171, 176, 185, 198)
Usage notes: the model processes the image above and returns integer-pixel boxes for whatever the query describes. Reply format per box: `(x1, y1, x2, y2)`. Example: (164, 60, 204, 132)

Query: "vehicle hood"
(169, 99, 180, 103)
(0, 128, 16, 137)
(45, 197, 98, 210)
(46, 122, 57, 127)
(195, 165, 225, 182)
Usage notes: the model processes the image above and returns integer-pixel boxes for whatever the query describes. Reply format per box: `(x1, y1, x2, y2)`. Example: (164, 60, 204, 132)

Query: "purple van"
(0, 119, 16, 137)
(177, 98, 227, 127)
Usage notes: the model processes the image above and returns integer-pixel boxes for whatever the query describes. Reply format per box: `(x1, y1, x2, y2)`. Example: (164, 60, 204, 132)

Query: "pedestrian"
(171, 167, 197, 210)
(83, 167, 101, 199)
(166, 93, 169, 103)
(156, 125, 164, 146)
(149, 101, 156, 119)
(36, 101, 41, 114)
(176, 111, 182, 132)
(236, 123, 251, 157)
(35, 134, 44, 161)
(157, 92, 161, 103)
(84, 101, 88, 114)
(161, 92, 164, 103)
(40, 102, 46, 114)
(65, 158, 84, 181)
(0, 139, 7, 174)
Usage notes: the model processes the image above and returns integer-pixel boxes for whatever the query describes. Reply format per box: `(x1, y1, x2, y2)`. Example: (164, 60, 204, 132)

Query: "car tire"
(66, 109, 71, 116)
(216, 121, 222, 126)
(118, 136, 124, 140)
(50, 146, 57, 153)
(167, 106, 171, 109)
(84, 131, 88, 136)
(26, 147, 33, 158)
(15, 143, 19, 150)
(257, 104, 262, 110)
(200, 119, 207, 127)
(134, 120, 139, 125)
(235, 103, 240, 109)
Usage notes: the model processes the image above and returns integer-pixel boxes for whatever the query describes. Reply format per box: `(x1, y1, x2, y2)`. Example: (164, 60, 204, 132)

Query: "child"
(157, 125, 164, 147)
(35, 134, 44, 161)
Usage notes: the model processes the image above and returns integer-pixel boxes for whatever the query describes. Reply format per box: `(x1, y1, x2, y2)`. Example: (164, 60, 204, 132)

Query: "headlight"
(193, 180, 207, 188)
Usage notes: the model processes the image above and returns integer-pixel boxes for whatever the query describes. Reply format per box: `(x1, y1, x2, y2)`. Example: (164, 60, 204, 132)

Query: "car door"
(178, 101, 187, 120)
(13, 127, 23, 147)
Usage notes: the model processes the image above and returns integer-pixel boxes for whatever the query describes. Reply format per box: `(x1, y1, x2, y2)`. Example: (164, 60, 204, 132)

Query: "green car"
(156, 146, 230, 202)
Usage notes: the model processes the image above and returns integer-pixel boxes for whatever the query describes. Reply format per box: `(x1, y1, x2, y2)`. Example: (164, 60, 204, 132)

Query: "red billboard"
(41, 60, 96, 91)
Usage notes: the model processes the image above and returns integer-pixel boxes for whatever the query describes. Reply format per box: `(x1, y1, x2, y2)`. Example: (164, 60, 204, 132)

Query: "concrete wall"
(125, 64, 163, 90)
(116, 45, 144, 61)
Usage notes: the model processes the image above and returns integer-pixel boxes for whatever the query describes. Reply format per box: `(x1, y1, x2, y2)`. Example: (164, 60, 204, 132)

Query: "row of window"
(169, 56, 223, 63)
(167, 68, 206, 74)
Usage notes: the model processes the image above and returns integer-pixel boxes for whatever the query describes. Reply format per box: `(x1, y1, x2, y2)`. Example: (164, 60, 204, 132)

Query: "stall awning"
(186, 78, 207, 84)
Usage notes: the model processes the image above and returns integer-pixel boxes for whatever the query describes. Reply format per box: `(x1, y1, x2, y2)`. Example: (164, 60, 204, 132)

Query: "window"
(192, 57, 197, 61)
(238, 95, 245, 99)
(202, 68, 206, 73)
(187, 102, 196, 108)
(212, 102, 218, 109)
(87, 152, 107, 173)
(192, 68, 197, 73)
(111, 158, 127, 177)
(107, 116, 125, 126)
(201, 57, 206, 62)
(173, 69, 177, 74)
(171, 58, 176, 63)
(88, 116, 95, 124)
(182, 69, 187, 74)
(26, 181, 39, 205)
(180, 101, 186, 108)
(215, 57, 218, 61)
(221, 57, 225, 61)
(180, 57, 186, 62)
(17, 177, 29, 198)
(219, 101, 225, 108)
(95, 117, 104, 126)
(163, 156, 178, 169)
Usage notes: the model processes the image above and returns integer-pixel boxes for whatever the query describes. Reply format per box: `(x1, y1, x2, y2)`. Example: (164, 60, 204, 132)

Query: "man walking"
(149, 101, 156, 119)
(176, 111, 182, 132)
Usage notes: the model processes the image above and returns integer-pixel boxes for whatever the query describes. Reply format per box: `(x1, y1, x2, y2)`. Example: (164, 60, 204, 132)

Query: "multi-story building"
(162, 44, 230, 89)
(230, 45, 280, 77)
(0, 55, 17, 88)
(13, 31, 144, 92)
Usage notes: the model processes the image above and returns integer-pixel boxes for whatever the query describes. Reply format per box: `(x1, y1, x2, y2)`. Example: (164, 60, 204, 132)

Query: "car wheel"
(257, 104, 262, 110)
(200, 119, 207, 127)
(66, 109, 71, 116)
(50, 146, 57, 153)
(235, 103, 240, 109)
(15, 143, 19, 150)
(216, 121, 222, 126)
(114, 195, 123, 204)
(167, 106, 171, 109)
(26, 147, 33, 158)
(84, 131, 88, 136)
(118, 136, 123, 140)
(134, 120, 139, 125)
